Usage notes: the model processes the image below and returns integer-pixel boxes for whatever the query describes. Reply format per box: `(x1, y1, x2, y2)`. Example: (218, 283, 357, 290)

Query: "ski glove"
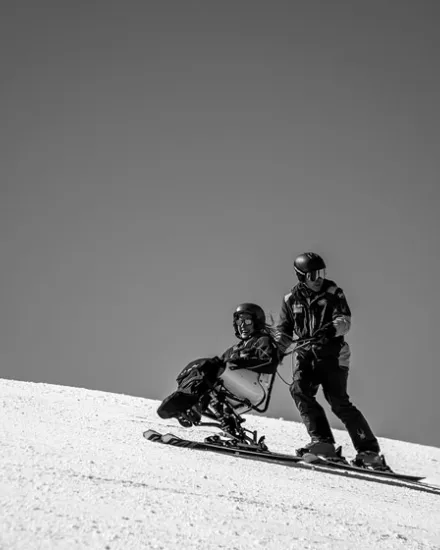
(312, 324, 337, 346)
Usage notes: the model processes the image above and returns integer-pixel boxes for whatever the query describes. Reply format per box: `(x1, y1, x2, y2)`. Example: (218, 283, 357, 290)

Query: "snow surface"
(1, 379, 440, 550)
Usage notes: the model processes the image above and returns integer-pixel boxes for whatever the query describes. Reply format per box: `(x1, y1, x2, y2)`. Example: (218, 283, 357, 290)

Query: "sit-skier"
(157, 303, 280, 435)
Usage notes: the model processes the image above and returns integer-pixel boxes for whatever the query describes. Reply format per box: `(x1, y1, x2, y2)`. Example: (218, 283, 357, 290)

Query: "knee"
(289, 382, 303, 400)
(327, 396, 353, 416)
(290, 382, 315, 407)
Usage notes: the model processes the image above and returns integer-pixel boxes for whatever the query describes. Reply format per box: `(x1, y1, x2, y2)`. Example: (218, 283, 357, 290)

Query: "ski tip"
(143, 429, 161, 440)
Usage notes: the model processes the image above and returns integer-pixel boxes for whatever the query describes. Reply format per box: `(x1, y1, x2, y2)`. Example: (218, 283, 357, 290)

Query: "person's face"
(303, 269, 326, 292)
(235, 314, 255, 340)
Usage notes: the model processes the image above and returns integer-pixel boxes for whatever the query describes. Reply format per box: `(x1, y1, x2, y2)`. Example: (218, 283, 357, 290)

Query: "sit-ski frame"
(194, 385, 270, 450)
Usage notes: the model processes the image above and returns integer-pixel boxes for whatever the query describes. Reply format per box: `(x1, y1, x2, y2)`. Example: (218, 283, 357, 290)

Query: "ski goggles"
(235, 317, 254, 327)
(305, 269, 326, 282)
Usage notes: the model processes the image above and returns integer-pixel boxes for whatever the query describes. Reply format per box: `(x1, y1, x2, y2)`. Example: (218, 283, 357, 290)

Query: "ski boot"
(296, 441, 349, 464)
(351, 451, 393, 472)
(296, 440, 338, 458)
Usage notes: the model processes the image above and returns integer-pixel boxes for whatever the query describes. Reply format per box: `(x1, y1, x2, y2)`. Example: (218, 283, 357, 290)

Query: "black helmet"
(233, 303, 266, 337)
(293, 252, 326, 282)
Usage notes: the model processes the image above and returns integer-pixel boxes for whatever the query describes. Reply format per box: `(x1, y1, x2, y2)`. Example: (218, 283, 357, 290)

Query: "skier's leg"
(157, 390, 201, 424)
(290, 352, 335, 446)
(157, 357, 224, 425)
(320, 357, 380, 453)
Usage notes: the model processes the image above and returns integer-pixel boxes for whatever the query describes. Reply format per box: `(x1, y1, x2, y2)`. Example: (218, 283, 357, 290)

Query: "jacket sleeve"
(223, 336, 279, 373)
(331, 288, 352, 337)
(274, 296, 298, 355)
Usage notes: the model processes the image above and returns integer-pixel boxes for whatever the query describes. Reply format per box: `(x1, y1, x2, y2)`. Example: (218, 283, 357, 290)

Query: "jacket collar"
(292, 279, 334, 302)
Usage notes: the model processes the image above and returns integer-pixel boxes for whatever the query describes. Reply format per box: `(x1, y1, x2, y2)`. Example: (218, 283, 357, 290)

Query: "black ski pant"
(290, 352, 380, 453)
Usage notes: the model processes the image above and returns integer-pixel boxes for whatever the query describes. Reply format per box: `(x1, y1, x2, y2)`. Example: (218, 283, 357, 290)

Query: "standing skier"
(275, 252, 390, 471)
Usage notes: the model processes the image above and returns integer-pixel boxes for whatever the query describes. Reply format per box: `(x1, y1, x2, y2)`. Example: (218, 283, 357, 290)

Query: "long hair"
(261, 313, 286, 358)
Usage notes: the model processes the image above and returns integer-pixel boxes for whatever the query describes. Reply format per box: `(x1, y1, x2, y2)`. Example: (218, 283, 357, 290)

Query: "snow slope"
(1, 378, 440, 550)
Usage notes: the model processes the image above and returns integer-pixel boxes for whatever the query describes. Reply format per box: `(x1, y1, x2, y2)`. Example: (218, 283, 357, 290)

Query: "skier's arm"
(274, 297, 298, 355)
(332, 288, 352, 337)
(223, 337, 279, 372)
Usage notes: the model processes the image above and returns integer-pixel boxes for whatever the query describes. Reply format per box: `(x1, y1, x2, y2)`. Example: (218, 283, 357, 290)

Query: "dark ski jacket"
(221, 332, 280, 374)
(275, 279, 351, 357)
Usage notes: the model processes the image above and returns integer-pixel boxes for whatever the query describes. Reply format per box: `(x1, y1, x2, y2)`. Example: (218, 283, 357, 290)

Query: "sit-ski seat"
(210, 363, 276, 416)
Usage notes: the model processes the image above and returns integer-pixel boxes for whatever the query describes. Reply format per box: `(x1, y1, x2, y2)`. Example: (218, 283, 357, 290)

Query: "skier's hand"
(227, 350, 253, 369)
(312, 324, 336, 346)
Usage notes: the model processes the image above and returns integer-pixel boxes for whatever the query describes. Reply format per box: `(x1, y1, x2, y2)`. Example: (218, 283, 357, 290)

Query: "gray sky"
(1, 1, 439, 447)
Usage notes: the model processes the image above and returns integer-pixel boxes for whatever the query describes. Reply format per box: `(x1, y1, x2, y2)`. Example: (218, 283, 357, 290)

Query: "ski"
(298, 452, 424, 482)
(143, 429, 430, 486)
